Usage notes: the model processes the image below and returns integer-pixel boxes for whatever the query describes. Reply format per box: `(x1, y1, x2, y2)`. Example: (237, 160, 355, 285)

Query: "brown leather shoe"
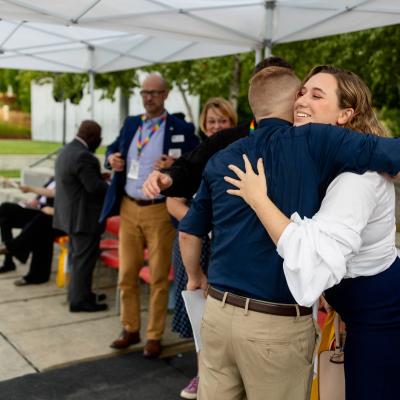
(110, 329, 140, 349)
(0, 245, 9, 255)
(143, 339, 162, 359)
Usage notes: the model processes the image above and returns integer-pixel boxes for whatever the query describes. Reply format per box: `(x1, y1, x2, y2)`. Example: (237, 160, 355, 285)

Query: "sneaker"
(14, 277, 30, 286)
(180, 376, 199, 399)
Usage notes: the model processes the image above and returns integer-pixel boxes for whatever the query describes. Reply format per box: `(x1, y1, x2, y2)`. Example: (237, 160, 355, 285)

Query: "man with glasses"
(101, 73, 198, 358)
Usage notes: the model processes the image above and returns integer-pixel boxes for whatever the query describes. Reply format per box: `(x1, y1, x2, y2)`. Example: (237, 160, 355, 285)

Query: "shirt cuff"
(276, 212, 300, 257)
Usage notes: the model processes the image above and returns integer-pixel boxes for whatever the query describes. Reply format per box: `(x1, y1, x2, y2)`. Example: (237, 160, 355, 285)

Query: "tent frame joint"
(265, 1, 276, 10)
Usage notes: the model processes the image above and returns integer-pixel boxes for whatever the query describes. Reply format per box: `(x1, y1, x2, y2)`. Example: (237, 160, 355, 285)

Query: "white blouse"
(277, 171, 397, 307)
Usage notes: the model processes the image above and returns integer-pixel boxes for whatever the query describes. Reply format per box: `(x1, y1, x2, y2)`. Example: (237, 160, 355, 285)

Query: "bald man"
(100, 73, 198, 358)
(54, 120, 108, 312)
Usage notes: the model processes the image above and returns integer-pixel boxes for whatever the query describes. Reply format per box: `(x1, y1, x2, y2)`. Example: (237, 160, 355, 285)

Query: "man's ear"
(337, 108, 355, 125)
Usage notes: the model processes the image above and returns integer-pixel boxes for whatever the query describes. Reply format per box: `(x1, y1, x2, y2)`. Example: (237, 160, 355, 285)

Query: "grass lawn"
(0, 140, 61, 154)
(0, 169, 20, 178)
(0, 140, 106, 154)
(0, 122, 31, 139)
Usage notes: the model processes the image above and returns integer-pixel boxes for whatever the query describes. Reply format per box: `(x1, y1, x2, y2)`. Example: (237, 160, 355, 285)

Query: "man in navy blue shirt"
(179, 66, 400, 399)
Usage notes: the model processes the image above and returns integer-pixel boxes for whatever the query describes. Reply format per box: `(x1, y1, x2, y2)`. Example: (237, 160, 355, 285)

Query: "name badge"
(168, 148, 182, 158)
(171, 134, 184, 143)
(127, 160, 140, 180)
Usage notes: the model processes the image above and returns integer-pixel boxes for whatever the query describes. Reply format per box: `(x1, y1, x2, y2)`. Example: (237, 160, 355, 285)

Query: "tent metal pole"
(88, 45, 95, 120)
(265, 41, 272, 58)
(255, 48, 263, 65)
(264, 1, 275, 57)
(62, 98, 67, 145)
(89, 70, 95, 120)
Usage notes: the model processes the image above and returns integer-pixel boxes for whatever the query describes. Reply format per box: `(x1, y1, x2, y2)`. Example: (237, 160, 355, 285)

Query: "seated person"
(0, 178, 63, 285)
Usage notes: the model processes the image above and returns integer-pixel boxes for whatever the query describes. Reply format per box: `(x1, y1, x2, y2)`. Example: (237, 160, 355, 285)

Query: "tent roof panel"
(1, 0, 400, 73)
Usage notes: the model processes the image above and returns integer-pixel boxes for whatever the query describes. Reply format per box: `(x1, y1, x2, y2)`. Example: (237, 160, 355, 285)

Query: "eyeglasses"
(140, 90, 166, 97)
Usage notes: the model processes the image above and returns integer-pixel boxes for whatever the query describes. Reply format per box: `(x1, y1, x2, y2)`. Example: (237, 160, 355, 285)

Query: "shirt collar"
(257, 118, 292, 129)
(144, 111, 167, 125)
(75, 136, 88, 148)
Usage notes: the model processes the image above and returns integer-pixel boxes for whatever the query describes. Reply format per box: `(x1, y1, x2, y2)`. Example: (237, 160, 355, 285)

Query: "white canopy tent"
(0, 19, 248, 73)
(0, 18, 247, 118)
(1, 0, 400, 65)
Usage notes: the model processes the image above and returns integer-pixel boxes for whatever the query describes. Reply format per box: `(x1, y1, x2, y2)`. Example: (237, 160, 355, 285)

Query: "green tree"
(148, 52, 255, 123)
(0, 69, 139, 112)
(0, 69, 43, 112)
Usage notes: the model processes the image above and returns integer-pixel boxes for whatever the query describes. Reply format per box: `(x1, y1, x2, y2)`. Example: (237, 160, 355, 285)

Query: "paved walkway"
(0, 255, 193, 383)
(0, 347, 197, 400)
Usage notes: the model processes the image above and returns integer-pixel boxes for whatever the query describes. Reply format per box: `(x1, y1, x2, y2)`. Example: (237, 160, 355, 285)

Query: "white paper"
(171, 134, 184, 143)
(127, 160, 140, 180)
(181, 289, 206, 352)
(168, 148, 182, 158)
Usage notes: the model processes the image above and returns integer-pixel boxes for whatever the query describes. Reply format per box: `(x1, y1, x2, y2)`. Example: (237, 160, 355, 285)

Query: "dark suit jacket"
(53, 139, 108, 235)
(99, 113, 198, 221)
(161, 122, 251, 198)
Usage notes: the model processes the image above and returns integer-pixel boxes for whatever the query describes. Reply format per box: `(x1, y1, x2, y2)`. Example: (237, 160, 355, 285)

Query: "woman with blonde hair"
(225, 65, 399, 399)
(198, 97, 238, 138)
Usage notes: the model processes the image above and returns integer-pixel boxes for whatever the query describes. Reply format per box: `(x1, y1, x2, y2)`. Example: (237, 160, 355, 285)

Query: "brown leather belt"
(207, 286, 312, 317)
(125, 194, 165, 206)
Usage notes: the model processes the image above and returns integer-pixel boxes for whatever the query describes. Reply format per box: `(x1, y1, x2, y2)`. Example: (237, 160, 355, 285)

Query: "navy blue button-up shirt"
(179, 118, 400, 303)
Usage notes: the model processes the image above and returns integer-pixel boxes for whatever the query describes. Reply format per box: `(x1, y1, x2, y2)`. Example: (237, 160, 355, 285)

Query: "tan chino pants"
(198, 296, 318, 400)
(118, 197, 175, 339)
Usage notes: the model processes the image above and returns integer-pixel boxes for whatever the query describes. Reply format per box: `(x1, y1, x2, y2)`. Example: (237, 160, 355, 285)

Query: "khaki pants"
(198, 296, 318, 400)
(118, 197, 175, 339)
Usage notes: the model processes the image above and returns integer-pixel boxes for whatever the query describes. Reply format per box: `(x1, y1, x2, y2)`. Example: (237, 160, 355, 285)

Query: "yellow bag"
(310, 310, 336, 400)
(56, 236, 69, 288)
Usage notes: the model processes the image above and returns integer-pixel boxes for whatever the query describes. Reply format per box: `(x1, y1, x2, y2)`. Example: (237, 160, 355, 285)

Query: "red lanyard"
(136, 113, 166, 157)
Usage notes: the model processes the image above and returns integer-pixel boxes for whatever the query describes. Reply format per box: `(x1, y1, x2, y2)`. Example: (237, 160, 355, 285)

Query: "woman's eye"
(313, 95, 322, 99)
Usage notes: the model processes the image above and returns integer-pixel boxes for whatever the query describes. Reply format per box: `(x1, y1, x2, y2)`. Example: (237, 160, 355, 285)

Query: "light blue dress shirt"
(124, 115, 166, 200)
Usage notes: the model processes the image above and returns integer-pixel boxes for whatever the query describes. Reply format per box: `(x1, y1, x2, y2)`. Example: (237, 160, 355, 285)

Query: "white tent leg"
(89, 70, 95, 120)
(255, 48, 263, 65)
(264, 1, 275, 58)
(264, 42, 272, 57)
(62, 98, 67, 145)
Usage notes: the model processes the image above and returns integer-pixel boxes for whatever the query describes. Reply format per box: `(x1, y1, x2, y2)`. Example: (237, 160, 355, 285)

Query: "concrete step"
(0, 155, 56, 171)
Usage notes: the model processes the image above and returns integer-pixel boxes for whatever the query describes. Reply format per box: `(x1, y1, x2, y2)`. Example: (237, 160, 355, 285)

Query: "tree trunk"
(176, 82, 194, 123)
(229, 55, 241, 111)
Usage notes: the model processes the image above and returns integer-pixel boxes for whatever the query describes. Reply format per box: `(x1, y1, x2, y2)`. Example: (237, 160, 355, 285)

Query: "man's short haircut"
(252, 56, 293, 77)
(77, 120, 101, 139)
(248, 66, 300, 118)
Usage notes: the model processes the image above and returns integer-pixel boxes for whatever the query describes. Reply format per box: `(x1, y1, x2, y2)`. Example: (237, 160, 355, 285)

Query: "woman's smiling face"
(205, 107, 233, 136)
(293, 72, 348, 127)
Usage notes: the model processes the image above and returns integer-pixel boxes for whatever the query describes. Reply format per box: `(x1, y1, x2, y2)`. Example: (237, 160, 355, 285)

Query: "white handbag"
(318, 314, 345, 400)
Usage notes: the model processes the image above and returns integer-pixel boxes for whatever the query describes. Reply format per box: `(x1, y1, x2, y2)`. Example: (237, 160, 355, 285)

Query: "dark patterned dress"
(171, 233, 210, 338)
